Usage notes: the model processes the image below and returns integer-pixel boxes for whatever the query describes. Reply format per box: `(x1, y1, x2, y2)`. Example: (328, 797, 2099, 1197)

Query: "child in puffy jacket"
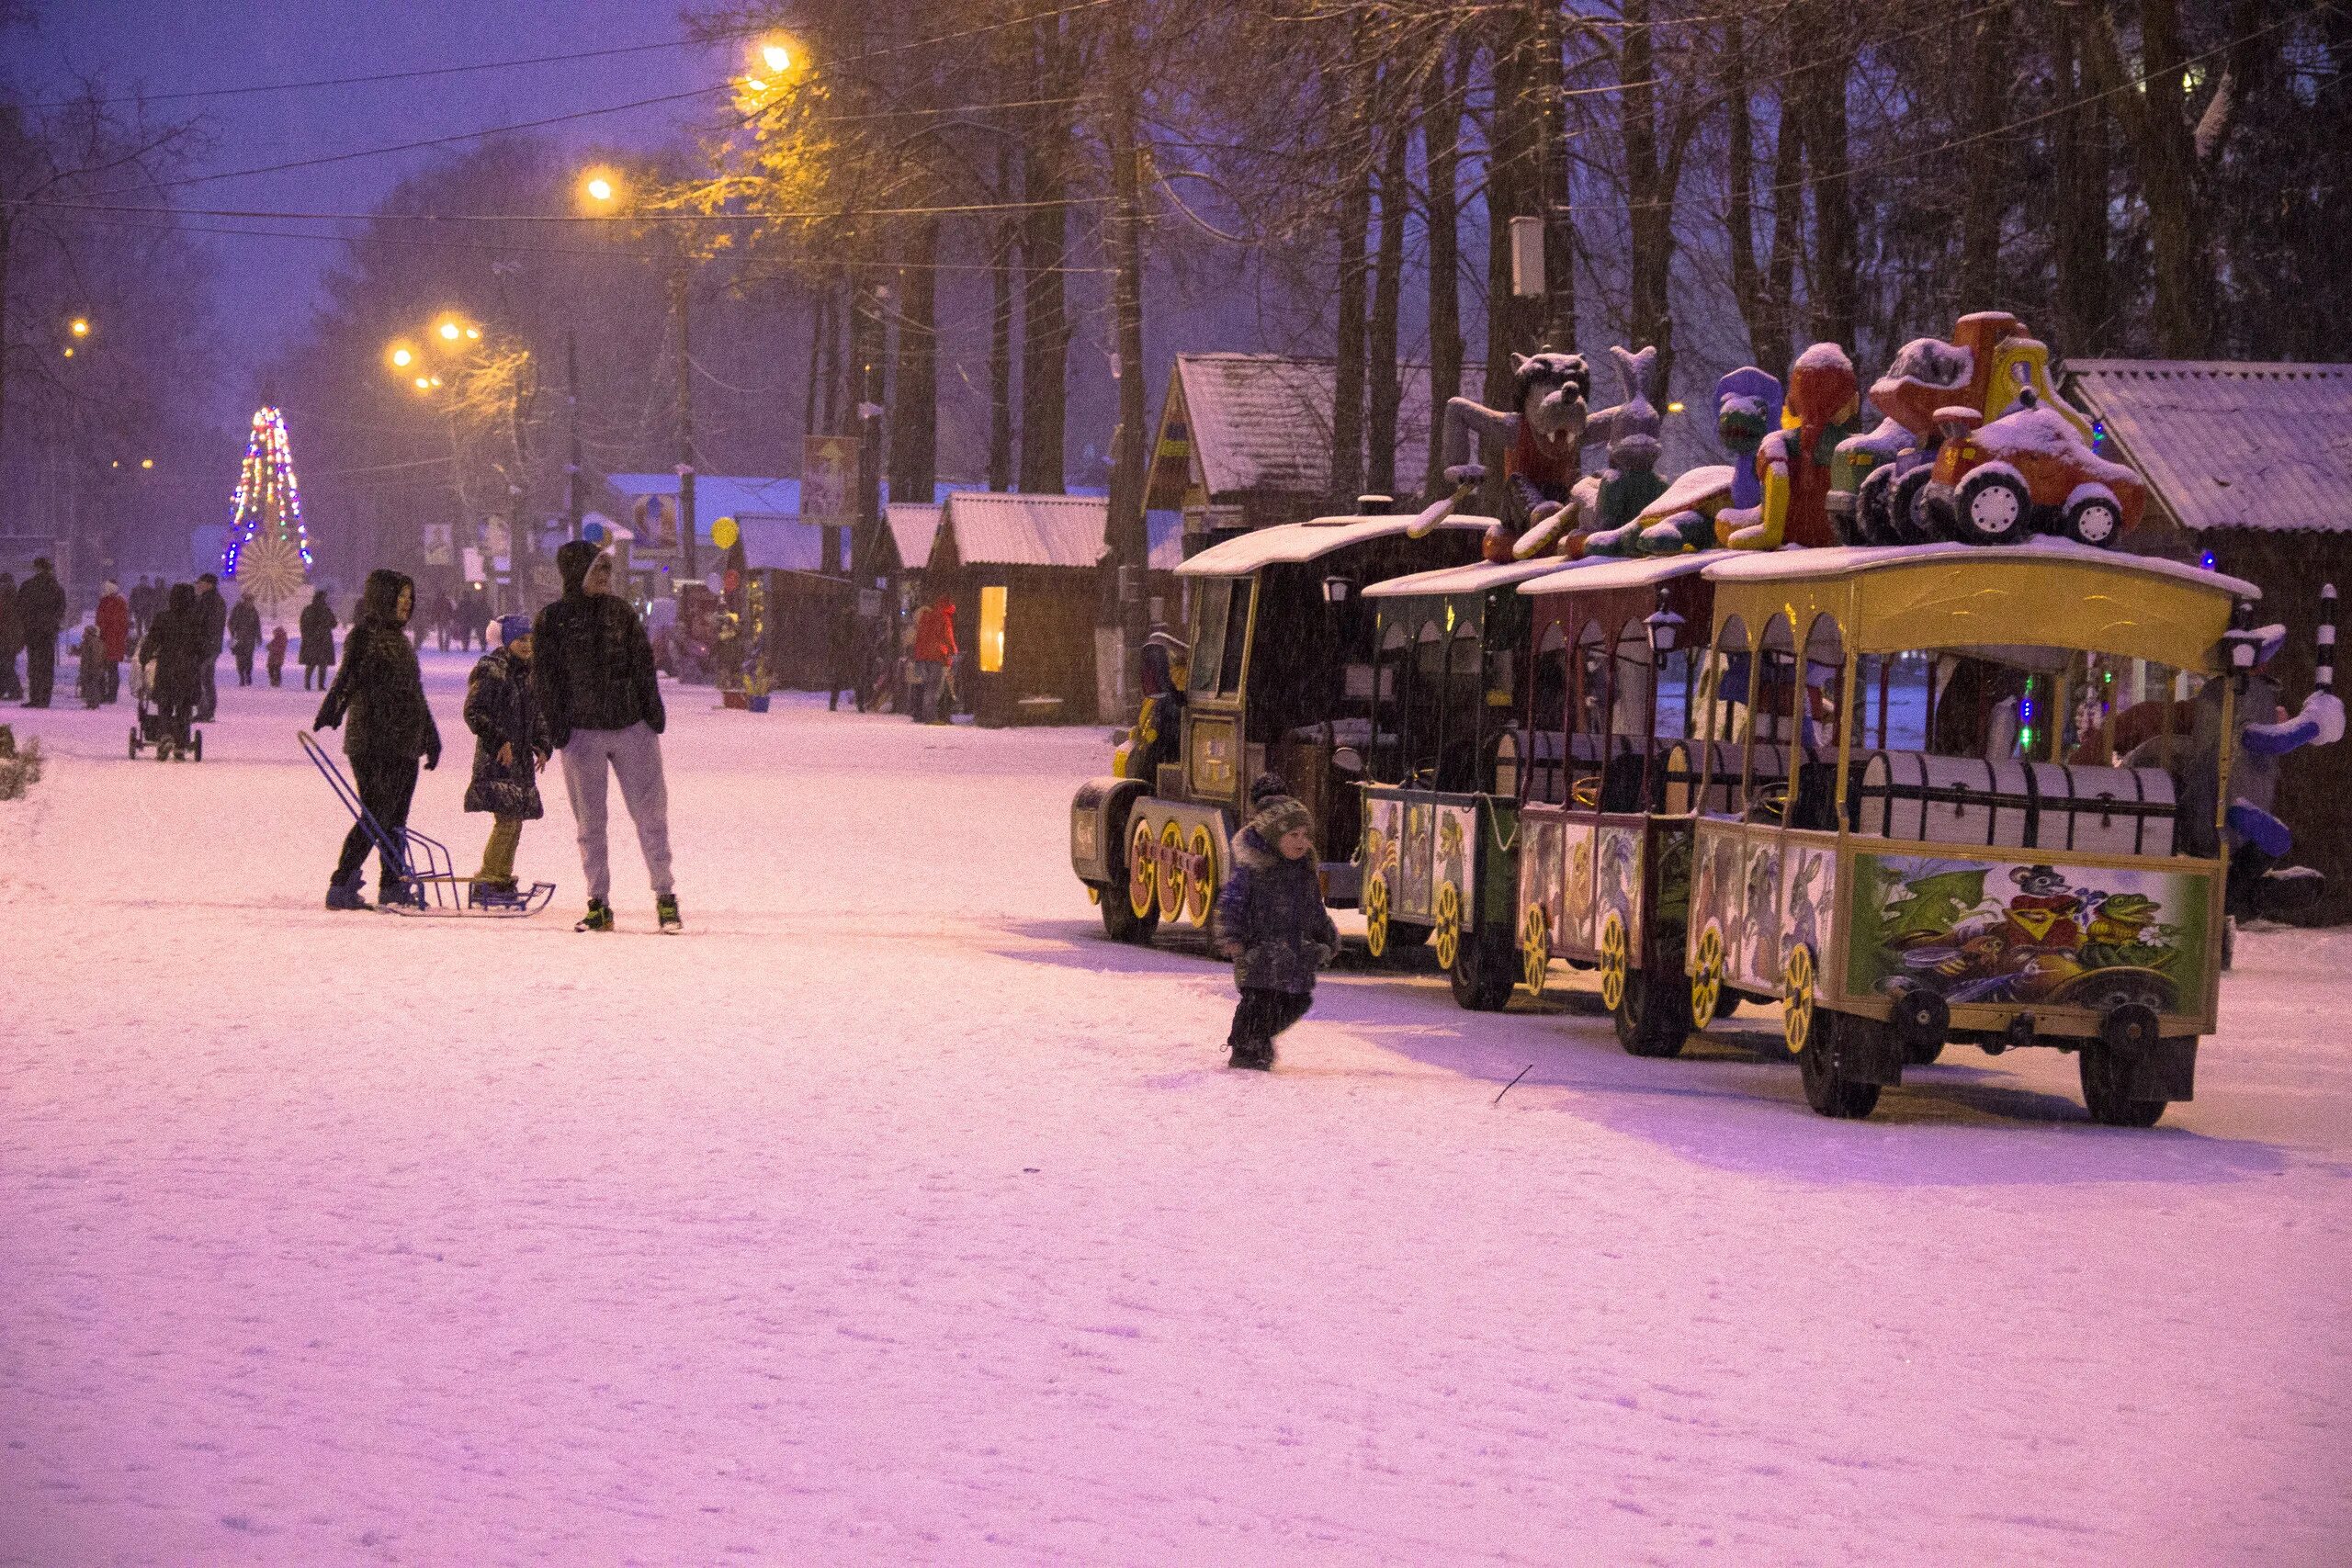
(1213, 775, 1340, 1070)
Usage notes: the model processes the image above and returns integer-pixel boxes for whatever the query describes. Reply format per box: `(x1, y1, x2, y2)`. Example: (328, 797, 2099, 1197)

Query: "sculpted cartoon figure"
(1534, 346, 1668, 558)
(1722, 344, 1859, 550)
(1422, 351, 1591, 561)
(1626, 366, 1782, 555)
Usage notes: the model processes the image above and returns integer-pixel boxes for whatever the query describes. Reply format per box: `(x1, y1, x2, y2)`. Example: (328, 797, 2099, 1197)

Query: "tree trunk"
(1103, 0, 1152, 716)
(1422, 46, 1465, 499)
(1020, 18, 1071, 493)
(1758, 73, 1802, 382)
(1801, 22, 1858, 349)
(1621, 0, 1675, 380)
(1958, 3, 2012, 310)
(2050, 8, 2113, 355)
(888, 216, 939, 508)
(1330, 36, 1373, 509)
(2081, 0, 2218, 355)
(989, 149, 1016, 491)
(1533, 0, 1576, 351)
(1484, 5, 1537, 414)
(1366, 81, 1408, 501)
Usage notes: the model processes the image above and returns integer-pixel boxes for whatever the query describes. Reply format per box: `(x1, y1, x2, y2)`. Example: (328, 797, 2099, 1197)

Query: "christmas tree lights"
(222, 406, 313, 609)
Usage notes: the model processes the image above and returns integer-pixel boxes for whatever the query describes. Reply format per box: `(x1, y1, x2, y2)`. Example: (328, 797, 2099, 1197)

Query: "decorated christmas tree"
(221, 405, 313, 612)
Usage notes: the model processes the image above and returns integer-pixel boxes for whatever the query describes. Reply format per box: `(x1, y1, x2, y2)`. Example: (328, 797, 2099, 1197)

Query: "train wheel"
(2079, 1045, 2167, 1127)
(1099, 883, 1159, 943)
(1184, 825, 1216, 926)
(1364, 874, 1392, 958)
(1782, 943, 1816, 1058)
(1801, 1010, 1883, 1119)
(1597, 913, 1629, 1014)
(1125, 815, 1158, 921)
(1157, 821, 1188, 922)
(1521, 906, 1550, 998)
(1614, 965, 1693, 1058)
(1432, 882, 1463, 972)
(1690, 921, 1725, 1031)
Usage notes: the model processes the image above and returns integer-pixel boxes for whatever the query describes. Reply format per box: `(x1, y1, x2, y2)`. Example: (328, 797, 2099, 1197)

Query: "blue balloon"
(582, 519, 607, 545)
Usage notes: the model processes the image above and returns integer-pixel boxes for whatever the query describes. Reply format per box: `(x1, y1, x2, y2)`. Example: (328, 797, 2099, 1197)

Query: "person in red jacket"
(909, 594, 956, 724)
(95, 580, 130, 705)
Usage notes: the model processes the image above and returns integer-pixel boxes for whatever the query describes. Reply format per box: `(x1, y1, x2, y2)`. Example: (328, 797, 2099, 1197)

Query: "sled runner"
(300, 730, 554, 917)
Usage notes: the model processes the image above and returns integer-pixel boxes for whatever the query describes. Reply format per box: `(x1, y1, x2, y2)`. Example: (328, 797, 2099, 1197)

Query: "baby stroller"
(127, 655, 202, 761)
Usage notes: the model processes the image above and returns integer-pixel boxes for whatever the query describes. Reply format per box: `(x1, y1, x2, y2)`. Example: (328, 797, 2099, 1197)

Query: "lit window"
(978, 585, 1007, 674)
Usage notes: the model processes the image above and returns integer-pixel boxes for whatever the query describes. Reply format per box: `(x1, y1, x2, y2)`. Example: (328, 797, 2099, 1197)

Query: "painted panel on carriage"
(1401, 801, 1437, 918)
(1557, 822, 1600, 952)
(1519, 817, 1566, 951)
(1690, 828, 1783, 992)
(1781, 843, 1838, 976)
(1597, 825, 1645, 945)
(1363, 795, 1404, 909)
(1434, 806, 1478, 925)
(1843, 852, 2211, 1016)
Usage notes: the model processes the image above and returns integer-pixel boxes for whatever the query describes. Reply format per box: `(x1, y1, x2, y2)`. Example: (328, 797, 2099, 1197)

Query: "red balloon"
(723, 570, 741, 594)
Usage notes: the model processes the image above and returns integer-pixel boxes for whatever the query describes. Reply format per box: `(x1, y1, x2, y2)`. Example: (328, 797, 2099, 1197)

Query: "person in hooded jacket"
(16, 557, 66, 707)
(315, 570, 441, 910)
(1212, 774, 1340, 1069)
(96, 580, 130, 703)
(534, 541, 678, 931)
(464, 614, 550, 897)
(299, 589, 337, 690)
(192, 572, 227, 719)
(137, 581, 207, 750)
(228, 591, 263, 685)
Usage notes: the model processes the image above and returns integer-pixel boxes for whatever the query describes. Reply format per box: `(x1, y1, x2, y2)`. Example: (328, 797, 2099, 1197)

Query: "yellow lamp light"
(390, 345, 414, 367)
(761, 42, 791, 73)
(69, 317, 90, 337)
(438, 321, 462, 342)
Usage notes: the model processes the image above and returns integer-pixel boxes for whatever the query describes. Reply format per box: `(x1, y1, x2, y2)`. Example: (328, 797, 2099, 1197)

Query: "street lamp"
(69, 317, 91, 338)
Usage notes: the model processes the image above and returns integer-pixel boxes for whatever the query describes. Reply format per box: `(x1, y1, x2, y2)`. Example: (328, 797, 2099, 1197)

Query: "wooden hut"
(2070, 359, 2352, 923)
(924, 492, 1112, 726)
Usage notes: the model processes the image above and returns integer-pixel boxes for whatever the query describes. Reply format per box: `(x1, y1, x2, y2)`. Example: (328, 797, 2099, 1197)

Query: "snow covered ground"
(4, 650, 2348, 1566)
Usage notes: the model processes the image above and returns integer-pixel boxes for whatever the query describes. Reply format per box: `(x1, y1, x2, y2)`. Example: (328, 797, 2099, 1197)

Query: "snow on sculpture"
(1420, 351, 1591, 560)
(1919, 389, 2147, 546)
(1524, 345, 1668, 558)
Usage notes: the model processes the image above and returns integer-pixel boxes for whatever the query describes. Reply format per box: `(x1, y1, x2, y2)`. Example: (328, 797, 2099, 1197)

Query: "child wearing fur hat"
(463, 614, 550, 902)
(1213, 775, 1340, 1070)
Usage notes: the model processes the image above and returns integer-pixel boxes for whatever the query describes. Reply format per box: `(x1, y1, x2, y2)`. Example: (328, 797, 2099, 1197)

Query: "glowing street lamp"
(68, 317, 91, 337)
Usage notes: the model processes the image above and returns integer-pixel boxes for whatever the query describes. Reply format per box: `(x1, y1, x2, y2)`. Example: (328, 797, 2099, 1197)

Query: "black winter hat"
(1248, 772, 1291, 807)
(557, 539, 603, 593)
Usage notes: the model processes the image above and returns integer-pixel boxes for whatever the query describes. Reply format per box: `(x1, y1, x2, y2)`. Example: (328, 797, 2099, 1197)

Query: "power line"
(17, 196, 1112, 224)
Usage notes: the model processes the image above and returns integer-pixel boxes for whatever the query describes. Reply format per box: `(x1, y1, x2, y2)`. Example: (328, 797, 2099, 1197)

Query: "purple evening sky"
(25, 0, 730, 356)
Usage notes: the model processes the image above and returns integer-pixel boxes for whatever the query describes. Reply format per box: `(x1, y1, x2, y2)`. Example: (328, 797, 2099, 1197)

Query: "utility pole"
(1102, 0, 1151, 721)
(565, 327, 584, 543)
(673, 267, 698, 585)
(1532, 0, 1576, 352)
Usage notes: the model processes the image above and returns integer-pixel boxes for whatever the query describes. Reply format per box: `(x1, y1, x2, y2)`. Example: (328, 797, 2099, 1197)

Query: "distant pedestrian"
(0, 570, 22, 701)
(76, 623, 107, 708)
(266, 625, 288, 687)
(228, 591, 262, 686)
(1212, 775, 1340, 1070)
(16, 557, 66, 708)
(435, 590, 458, 652)
(535, 541, 678, 933)
(298, 589, 336, 691)
(192, 571, 227, 720)
(96, 580, 130, 704)
(138, 581, 206, 752)
(315, 570, 439, 911)
(463, 615, 550, 898)
(910, 593, 956, 724)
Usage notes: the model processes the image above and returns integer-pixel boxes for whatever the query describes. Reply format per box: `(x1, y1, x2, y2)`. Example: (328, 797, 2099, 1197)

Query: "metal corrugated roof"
(2066, 359, 2352, 534)
(885, 503, 941, 571)
(736, 517, 824, 573)
(939, 491, 1108, 569)
(1174, 354, 1483, 502)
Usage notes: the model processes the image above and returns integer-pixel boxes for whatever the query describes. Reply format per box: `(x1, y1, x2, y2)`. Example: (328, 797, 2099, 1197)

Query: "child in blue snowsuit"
(1214, 776, 1340, 1070)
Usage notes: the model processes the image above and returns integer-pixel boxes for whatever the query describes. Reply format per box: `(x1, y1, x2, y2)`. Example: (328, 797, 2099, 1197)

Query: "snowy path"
(4, 653, 2347, 1566)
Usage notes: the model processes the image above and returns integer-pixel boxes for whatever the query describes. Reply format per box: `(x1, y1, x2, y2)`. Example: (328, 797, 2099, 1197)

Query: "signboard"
(803, 434, 858, 523)
(462, 547, 485, 581)
(422, 521, 454, 567)
(484, 517, 512, 558)
(632, 493, 678, 554)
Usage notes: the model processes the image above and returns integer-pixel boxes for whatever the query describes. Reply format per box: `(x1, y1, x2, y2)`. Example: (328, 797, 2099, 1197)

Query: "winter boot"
(1227, 1040, 1273, 1071)
(656, 894, 682, 934)
(576, 897, 615, 932)
(324, 873, 369, 911)
(377, 881, 427, 912)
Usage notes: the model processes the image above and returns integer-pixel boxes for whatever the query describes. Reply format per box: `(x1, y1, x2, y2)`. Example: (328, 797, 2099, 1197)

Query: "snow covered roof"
(1519, 551, 1725, 598)
(2066, 360, 2352, 534)
(605, 473, 800, 531)
(1169, 353, 1485, 502)
(1701, 540, 2259, 600)
(885, 503, 941, 571)
(1363, 553, 1590, 600)
(736, 517, 824, 573)
(1177, 514, 1495, 577)
(939, 491, 1108, 570)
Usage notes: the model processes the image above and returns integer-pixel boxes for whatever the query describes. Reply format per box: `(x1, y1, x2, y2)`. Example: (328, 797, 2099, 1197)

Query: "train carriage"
(1352, 553, 1598, 1009)
(1678, 541, 2254, 1122)
(1069, 511, 1491, 945)
(1511, 553, 1724, 1055)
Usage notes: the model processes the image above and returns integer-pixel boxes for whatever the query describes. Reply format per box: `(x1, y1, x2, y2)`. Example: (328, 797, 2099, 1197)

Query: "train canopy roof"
(1516, 550, 1727, 598)
(1362, 551, 1590, 600)
(1175, 513, 1496, 577)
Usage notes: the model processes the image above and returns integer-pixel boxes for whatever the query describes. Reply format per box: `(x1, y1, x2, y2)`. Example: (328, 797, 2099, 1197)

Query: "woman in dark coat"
(463, 615, 549, 894)
(137, 582, 207, 749)
(298, 589, 337, 691)
(315, 570, 440, 910)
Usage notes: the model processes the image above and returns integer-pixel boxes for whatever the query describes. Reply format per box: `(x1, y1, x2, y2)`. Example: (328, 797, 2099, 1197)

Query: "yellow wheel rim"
(1599, 912, 1629, 1013)
(1126, 816, 1157, 919)
(1364, 875, 1390, 959)
(1185, 825, 1216, 926)
(1157, 821, 1188, 921)
(1783, 943, 1816, 1056)
(1521, 906, 1550, 998)
(1691, 921, 1724, 1030)
(1433, 882, 1462, 972)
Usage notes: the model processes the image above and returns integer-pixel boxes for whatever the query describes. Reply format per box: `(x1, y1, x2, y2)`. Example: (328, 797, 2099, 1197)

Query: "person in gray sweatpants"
(534, 541, 682, 931)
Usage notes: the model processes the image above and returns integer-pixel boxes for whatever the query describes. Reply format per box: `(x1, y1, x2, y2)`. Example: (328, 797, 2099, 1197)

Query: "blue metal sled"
(300, 730, 555, 917)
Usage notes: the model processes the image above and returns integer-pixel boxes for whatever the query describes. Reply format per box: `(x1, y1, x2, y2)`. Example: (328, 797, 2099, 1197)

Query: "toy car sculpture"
(1920, 389, 2146, 547)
